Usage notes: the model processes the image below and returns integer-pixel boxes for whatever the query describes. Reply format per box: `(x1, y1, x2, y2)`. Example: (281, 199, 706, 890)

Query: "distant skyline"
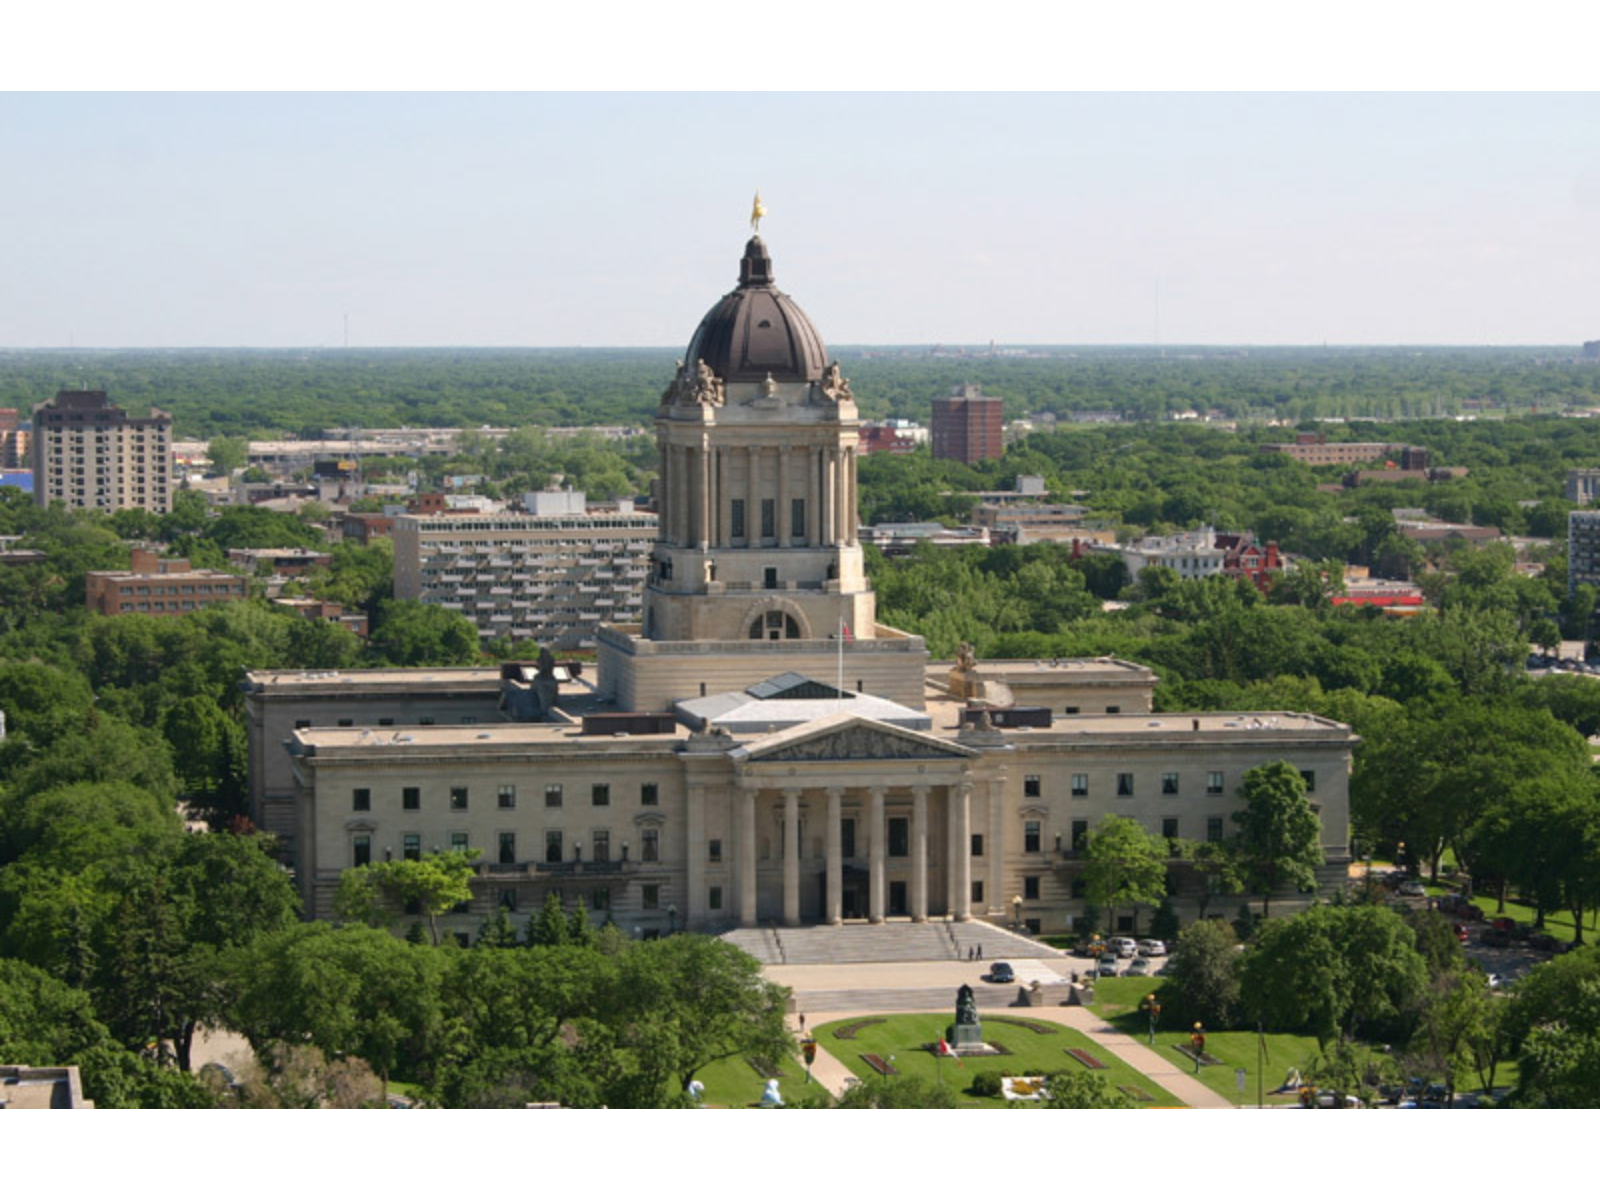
(4, 93, 1599, 349)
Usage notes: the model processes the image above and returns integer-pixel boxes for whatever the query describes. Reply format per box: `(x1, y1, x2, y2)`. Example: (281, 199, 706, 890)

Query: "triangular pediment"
(731, 713, 976, 763)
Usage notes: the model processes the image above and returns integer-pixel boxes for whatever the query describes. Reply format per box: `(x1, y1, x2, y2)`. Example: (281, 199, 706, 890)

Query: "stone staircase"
(718, 918, 1068, 966)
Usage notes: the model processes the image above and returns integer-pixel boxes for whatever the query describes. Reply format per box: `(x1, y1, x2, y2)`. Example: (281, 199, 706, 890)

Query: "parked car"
(1127, 957, 1151, 976)
(1526, 932, 1561, 953)
(1480, 927, 1512, 948)
(1108, 937, 1138, 958)
(1452, 923, 1469, 943)
(1136, 938, 1167, 956)
(988, 962, 1015, 984)
(1097, 954, 1119, 976)
(1397, 880, 1427, 898)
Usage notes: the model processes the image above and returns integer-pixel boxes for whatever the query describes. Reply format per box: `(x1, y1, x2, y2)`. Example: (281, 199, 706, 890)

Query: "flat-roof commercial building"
(85, 548, 248, 617)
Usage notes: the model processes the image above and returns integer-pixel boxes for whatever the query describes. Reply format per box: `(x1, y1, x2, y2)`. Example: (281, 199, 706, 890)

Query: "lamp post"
(1012, 894, 1023, 931)
(667, 902, 678, 935)
(1190, 1022, 1206, 1074)
(1141, 992, 1162, 1047)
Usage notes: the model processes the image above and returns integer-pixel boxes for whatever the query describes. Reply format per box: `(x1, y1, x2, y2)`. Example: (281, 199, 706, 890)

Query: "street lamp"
(667, 902, 678, 934)
(1012, 894, 1023, 930)
(1190, 1022, 1206, 1074)
(1141, 992, 1162, 1047)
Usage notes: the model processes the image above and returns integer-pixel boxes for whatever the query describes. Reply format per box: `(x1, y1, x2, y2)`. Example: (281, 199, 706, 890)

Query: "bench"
(861, 1053, 899, 1077)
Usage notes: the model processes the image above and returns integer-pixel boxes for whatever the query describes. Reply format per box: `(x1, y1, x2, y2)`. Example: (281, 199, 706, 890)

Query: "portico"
(724, 713, 982, 927)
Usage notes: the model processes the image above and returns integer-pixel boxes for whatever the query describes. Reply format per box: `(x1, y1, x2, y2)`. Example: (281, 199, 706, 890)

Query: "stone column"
(686, 784, 706, 930)
(911, 783, 929, 922)
(716, 446, 730, 546)
(987, 776, 1005, 919)
(825, 785, 843, 924)
(844, 446, 858, 545)
(697, 437, 711, 550)
(777, 445, 790, 545)
(868, 784, 886, 923)
(945, 780, 959, 916)
(782, 787, 801, 927)
(739, 785, 758, 927)
(746, 445, 761, 546)
(819, 448, 834, 549)
(954, 781, 973, 921)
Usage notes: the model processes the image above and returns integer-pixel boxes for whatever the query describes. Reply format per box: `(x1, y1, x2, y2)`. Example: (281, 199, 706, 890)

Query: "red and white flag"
(937, 1038, 963, 1065)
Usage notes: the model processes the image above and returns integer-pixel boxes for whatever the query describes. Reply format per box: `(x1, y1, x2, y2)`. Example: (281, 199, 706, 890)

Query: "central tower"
(645, 234, 875, 644)
(596, 224, 927, 713)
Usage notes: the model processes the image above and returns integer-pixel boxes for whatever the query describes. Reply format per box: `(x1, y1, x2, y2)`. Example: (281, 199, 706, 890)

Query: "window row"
(352, 781, 660, 812)
(352, 827, 659, 867)
(1034, 770, 1315, 799)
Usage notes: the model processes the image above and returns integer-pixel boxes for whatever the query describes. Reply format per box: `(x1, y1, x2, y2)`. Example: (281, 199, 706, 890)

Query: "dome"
(684, 236, 829, 384)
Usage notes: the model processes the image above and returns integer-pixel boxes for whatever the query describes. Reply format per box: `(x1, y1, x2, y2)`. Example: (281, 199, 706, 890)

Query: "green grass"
(813, 1012, 1183, 1108)
(690, 1048, 834, 1109)
(1422, 881, 1598, 945)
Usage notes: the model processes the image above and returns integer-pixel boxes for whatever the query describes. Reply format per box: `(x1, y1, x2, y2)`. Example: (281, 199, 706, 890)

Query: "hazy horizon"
(5, 93, 1599, 350)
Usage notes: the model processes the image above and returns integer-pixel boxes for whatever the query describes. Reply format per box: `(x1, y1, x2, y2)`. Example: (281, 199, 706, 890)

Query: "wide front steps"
(719, 918, 1066, 966)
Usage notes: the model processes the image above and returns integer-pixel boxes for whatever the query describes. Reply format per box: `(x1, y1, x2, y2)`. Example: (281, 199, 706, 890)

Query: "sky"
(4, 17, 1600, 349)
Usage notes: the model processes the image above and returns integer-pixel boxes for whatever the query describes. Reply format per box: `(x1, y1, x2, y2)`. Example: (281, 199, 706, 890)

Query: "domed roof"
(684, 236, 829, 384)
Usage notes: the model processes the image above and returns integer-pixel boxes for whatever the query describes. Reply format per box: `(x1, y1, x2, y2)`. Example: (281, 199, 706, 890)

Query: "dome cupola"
(683, 236, 829, 385)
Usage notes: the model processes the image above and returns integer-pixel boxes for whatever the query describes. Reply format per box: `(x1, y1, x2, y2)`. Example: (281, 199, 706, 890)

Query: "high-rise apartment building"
(31, 390, 173, 514)
(392, 496, 656, 649)
(0, 409, 27, 469)
(1569, 510, 1600, 597)
(930, 384, 1003, 464)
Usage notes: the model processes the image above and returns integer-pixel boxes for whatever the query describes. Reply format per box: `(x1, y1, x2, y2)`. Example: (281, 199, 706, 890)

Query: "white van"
(1108, 936, 1138, 958)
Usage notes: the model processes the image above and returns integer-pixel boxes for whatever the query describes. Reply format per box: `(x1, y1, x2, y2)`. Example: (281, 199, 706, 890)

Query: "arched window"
(749, 610, 800, 640)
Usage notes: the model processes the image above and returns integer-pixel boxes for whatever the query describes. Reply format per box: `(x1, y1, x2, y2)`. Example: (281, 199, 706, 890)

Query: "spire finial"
(750, 189, 767, 233)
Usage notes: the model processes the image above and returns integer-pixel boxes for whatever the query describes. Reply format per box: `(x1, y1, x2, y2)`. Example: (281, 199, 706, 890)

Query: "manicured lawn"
(691, 1048, 834, 1109)
(813, 1012, 1182, 1108)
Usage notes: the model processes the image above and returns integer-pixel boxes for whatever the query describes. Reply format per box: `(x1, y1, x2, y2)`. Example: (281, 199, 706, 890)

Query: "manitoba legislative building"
(245, 231, 1356, 942)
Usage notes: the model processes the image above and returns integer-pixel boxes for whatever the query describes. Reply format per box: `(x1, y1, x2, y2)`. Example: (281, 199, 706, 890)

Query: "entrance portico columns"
(953, 781, 972, 921)
(738, 784, 758, 927)
(782, 787, 801, 927)
(825, 785, 843, 924)
(868, 784, 886, 923)
(911, 784, 929, 922)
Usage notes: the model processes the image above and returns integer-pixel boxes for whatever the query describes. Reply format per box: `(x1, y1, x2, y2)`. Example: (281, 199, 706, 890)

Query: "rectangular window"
(352, 787, 370, 812)
(1024, 775, 1041, 798)
(972, 880, 985, 905)
(731, 498, 746, 540)
(642, 829, 659, 862)
(1023, 875, 1040, 901)
(1162, 817, 1179, 841)
(1106, 706, 1121, 714)
(643, 884, 660, 910)
(592, 830, 610, 862)
(790, 497, 806, 540)
(450, 786, 469, 811)
(592, 783, 610, 807)
(841, 818, 857, 859)
(545, 831, 563, 863)
(887, 817, 909, 858)
(403, 833, 421, 861)
(1071, 819, 1089, 850)
(709, 885, 723, 911)
(971, 833, 984, 858)
(379, 717, 394, 727)
(403, 787, 421, 811)
(641, 782, 659, 806)
(1162, 772, 1179, 795)
(294, 719, 311, 730)
(1301, 770, 1316, 793)
(708, 838, 723, 864)
(1071, 877, 1086, 899)
(1024, 820, 1041, 854)
(498, 784, 516, 809)
(450, 831, 469, 853)
(1207, 771, 1224, 795)
(545, 784, 563, 808)
(337, 718, 354, 728)
(591, 888, 610, 912)
(761, 498, 776, 539)
(1071, 773, 1088, 797)
(1206, 817, 1224, 843)
(499, 832, 516, 865)
(353, 836, 371, 867)
(1065, 705, 1081, 715)
(498, 889, 518, 912)
(1117, 773, 1134, 797)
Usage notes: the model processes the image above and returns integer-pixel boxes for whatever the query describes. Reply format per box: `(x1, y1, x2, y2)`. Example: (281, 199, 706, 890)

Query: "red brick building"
(931, 384, 1003, 464)
(85, 548, 248, 617)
